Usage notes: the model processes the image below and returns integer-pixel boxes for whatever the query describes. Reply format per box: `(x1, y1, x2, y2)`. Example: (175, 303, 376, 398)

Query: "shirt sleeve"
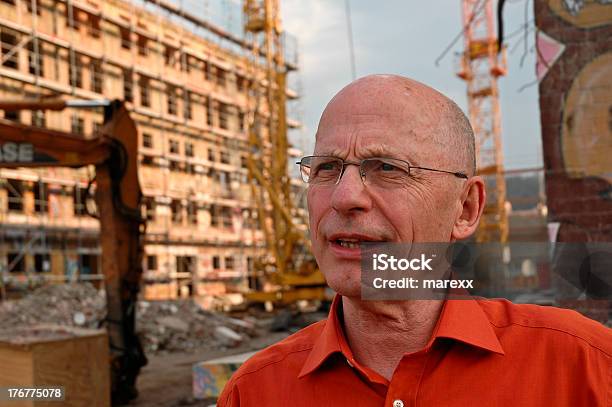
(217, 379, 240, 407)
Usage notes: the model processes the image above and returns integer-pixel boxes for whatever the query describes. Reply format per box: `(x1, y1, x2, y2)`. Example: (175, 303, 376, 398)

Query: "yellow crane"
(242, 0, 328, 304)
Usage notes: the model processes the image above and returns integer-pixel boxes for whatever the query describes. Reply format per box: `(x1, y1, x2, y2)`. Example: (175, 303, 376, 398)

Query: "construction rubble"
(136, 298, 263, 353)
(0, 283, 273, 354)
(0, 283, 106, 330)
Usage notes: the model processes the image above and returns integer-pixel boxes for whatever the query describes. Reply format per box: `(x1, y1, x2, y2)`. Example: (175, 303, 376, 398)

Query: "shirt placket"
(384, 349, 431, 407)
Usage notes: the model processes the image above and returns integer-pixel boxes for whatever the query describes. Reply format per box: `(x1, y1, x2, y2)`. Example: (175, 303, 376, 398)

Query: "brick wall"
(535, 0, 612, 241)
(535, 0, 612, 321)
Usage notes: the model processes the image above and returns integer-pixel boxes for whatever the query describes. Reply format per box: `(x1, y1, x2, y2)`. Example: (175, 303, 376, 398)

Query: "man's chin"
(320, 261, 363, 298)
(324, 278, 362, 299)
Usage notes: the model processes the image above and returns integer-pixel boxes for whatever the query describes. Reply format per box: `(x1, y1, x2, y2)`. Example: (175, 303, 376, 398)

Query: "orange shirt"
(218, 296, 611, 407)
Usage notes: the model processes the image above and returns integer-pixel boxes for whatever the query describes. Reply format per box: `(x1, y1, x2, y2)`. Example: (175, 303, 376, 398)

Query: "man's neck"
(341, 296, 444, 381)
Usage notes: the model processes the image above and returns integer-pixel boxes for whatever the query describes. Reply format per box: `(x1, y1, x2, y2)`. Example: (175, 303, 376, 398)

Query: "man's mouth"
(335, 239, 362, 249)
(328, 234, 385, 249)
(327, 235, 384, 259)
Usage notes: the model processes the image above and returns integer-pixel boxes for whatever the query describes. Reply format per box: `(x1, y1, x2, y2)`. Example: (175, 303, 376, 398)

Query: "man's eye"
(311, 161, 340, 180)
(381, 163, 397, 171)
(314, 160, 341, 172)
(374, 161, 401, 172)
(319, 162, 337, 171)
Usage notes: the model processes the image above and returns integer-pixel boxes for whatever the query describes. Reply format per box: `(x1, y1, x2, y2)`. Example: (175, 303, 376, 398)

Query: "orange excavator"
(0, 99, 146, 404)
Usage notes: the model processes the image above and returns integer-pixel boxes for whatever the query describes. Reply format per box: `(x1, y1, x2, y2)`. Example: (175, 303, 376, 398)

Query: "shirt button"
(393, 400, 404, 407)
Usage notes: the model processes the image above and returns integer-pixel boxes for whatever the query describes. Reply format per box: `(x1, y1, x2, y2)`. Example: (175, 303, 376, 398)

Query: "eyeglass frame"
(295, 155, 469, 186)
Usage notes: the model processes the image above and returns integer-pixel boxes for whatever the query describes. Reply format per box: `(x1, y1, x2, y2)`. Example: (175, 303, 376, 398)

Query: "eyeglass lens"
(300, 157, 411, 187)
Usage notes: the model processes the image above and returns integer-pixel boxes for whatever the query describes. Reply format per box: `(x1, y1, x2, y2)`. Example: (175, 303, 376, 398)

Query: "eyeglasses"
(296, 156, 468, 187)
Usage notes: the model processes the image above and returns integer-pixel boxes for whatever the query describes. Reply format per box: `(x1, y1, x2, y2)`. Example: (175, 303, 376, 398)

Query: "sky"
(279, 0, 543, 171)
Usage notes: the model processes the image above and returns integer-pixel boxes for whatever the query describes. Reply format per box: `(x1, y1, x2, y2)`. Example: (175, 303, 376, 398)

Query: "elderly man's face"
(307, 77, 469, 297)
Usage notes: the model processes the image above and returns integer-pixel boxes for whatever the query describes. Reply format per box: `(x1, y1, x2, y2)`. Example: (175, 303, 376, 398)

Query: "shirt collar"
(432, 297, 505, 355)
(298, 294, 346, 378)
(298, 294, 504, 378)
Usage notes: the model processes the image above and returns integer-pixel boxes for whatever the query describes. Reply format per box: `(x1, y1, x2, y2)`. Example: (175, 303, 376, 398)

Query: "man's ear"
(451, 176, 486, 241)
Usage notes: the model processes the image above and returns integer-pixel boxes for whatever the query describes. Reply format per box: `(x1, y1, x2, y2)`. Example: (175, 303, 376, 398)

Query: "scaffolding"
(0, 0, 301, 300)
(0, 172, 103, 299)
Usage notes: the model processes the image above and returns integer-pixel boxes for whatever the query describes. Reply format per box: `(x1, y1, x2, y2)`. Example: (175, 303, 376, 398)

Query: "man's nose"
(330, 164, 372, 214)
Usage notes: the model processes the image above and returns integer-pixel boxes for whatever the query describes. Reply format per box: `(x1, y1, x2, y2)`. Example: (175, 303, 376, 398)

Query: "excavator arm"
(0, 99, 146, 404)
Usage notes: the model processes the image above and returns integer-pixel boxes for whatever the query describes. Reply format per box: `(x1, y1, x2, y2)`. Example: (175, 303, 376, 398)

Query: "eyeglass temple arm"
(412, 166, 469, 179)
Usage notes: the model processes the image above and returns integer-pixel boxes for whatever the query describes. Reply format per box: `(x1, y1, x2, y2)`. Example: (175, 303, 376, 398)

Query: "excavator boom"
(0, 99, 146, 404)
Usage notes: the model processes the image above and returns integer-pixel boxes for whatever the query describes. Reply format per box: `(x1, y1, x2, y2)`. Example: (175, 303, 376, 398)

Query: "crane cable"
(497, 0, 507, 53)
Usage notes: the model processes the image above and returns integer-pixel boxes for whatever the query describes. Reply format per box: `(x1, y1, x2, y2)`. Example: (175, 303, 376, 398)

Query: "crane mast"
(244, 0, 295, 275)
(242, 1, 326, 304)
(457, 0, 509, 243)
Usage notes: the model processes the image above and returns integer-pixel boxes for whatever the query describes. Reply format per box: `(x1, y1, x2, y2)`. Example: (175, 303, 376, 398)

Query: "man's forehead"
(314, 103, 428, 161)
(314, 127, 425, 165)
(316, 143, 403, 158)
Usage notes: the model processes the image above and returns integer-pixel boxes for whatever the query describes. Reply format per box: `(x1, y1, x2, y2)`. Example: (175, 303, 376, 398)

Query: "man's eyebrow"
(361, 146, 420, 165)
(315, 147, 419, 165)
(314, 149, 350, 158)
(359, 145, 397, 158)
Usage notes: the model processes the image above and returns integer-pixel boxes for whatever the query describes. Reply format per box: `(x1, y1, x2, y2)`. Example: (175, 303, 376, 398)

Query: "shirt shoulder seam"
(488, 320, 612, 358)
(230, 346, 314, 382)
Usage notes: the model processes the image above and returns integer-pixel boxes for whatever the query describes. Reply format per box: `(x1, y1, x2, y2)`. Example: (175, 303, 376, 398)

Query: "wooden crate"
(0, 324, 110, 407)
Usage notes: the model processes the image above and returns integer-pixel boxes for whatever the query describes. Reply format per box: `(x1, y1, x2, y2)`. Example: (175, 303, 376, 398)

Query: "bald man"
(218, 75, 611, 407)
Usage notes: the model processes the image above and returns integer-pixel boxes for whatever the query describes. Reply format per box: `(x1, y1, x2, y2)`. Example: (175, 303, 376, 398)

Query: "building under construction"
(0, 0, 303, 302)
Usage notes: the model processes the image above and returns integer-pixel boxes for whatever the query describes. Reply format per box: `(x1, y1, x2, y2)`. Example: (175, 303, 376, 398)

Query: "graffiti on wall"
(535, 30, 565, 81)
(538, 0, 611, 80)
(536, 0, 612, 239)
(549, 0, 612, 28)
(561, 52, 612, 185)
